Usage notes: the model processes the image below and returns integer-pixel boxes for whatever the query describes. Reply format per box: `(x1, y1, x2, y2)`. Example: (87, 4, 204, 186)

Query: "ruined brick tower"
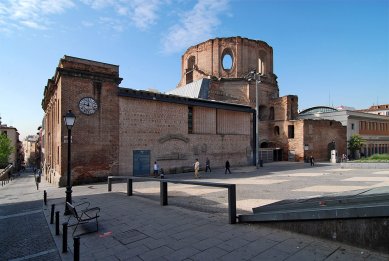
(172, 36, 300, 161)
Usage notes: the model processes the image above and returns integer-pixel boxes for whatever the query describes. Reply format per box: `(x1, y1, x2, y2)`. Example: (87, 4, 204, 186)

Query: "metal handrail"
(108, 176, 237, 224)
(0, 164, 13, 180)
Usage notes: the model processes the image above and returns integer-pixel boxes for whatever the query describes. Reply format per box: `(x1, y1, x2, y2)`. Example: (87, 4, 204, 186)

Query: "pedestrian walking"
(153, 161, 159, 177)
(194, 159, 200, 178)
(225, 160, 231, 174)
(35, 169, 41, 190)
(309, 155, 315, 166)
(205, 157, 211, 172)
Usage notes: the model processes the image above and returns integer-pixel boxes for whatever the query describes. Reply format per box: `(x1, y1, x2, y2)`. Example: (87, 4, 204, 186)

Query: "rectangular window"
(288, 125, 294, 139)
(188, 106, 193, 134)
(351, 123, 354, 130)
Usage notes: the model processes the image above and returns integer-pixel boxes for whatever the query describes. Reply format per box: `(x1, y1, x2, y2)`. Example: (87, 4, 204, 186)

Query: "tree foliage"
(348, 134, 364, 158)
(0, 133, 14, 167)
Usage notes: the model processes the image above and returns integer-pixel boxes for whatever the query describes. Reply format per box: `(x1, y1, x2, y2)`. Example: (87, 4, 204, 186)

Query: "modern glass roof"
(299, 106, 338, 116)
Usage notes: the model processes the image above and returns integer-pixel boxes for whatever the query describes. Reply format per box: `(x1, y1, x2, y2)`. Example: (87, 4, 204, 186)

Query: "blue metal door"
(133, 150, 150, 176)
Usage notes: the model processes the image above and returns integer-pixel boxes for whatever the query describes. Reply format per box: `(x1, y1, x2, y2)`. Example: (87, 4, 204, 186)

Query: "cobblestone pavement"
(1, 163, 389, 260)
(0, 170, 61, 261)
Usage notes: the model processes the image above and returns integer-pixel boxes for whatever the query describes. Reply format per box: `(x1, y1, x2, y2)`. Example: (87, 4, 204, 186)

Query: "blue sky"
(0, 0, 388, 140)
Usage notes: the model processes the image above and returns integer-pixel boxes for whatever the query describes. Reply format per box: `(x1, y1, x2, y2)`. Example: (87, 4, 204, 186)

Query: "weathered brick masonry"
(42, 37, 347, 186)
(42, 56, 253, 186)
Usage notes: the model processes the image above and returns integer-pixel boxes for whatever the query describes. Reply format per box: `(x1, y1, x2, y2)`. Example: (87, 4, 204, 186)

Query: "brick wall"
(302, 119, 347, 161)
(118, 97, 252, 175)
(178, 37, 276, 87)
(42, 56, 121, 186)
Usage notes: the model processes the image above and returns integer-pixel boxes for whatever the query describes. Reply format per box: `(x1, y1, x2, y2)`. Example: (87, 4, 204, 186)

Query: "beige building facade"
(0, 124, 22, 170)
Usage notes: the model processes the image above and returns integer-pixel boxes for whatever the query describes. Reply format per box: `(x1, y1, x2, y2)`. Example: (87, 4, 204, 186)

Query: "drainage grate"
(114, 229, 148, 245)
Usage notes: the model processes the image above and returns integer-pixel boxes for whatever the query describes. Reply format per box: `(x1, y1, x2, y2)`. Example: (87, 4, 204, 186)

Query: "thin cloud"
(0, 0, 75, 31)
(81, 0, 163, 31)
(130, 0, 161, 30)
(161, 0, 229, 54)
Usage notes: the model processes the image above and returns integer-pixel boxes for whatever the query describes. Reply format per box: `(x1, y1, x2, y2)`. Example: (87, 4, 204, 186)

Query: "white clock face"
(79, 97, 98, 115)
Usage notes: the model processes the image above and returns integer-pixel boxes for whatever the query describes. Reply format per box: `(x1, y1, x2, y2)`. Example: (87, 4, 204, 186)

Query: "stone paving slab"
(2, 164, 389, 260)
(42, 183, 389, 261)
(0, 171, 61, 261)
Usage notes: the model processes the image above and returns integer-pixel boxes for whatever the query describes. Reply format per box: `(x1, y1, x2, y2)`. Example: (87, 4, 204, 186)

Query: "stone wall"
(118, 97, 252, 175)
(303, 119, 347, 161)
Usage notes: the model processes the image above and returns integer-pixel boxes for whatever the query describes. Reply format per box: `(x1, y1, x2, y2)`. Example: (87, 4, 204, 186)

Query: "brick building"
(358, 104, 389, 117)
(168, 37, 346, 162)
(300, 107, 389, 157)
(41, 56, 254, 186)
(0, 122, 22, 171)
(41, 37, 347, 186)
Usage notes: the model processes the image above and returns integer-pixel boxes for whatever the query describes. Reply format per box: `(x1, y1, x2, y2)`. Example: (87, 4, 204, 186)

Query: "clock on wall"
(79, 97, 98, 115)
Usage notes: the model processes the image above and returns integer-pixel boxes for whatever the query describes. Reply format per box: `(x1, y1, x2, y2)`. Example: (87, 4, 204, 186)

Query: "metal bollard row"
(74, 236, 80, 261)
(47, 199, 79, 258)
(44, 190, 47, 205)
(50, 204, 55, 224)
(55, 211, 60, 235)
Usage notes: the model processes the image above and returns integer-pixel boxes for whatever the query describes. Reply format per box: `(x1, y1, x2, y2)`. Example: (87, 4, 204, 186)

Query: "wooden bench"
(66, 201, 100, 236)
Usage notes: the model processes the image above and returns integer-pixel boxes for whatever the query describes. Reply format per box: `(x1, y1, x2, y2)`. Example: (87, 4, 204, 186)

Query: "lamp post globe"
(63, 110, 76, 215)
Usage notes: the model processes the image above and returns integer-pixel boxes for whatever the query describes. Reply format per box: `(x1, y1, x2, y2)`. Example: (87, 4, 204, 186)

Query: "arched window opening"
(274, 126, 280, 136)
(258, 105, 266, 120)
(258, 51, 267, 75)
(187, 56, 195, 70)
(269, 107, 274, 120)
(186, 56, 195, 84)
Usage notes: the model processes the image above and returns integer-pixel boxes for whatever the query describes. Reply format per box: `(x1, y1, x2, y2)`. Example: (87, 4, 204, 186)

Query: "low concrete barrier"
(341, 162, 389, 169)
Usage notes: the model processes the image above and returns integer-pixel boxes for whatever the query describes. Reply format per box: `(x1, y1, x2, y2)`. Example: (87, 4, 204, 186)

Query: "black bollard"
(50, 204, 55, 224)
(44, 190, 47, 205)
(160, 181, 168, 206)
(55, 211, 60, 235)
(74, 236, 80, 261)
(62, 222, 68, 253)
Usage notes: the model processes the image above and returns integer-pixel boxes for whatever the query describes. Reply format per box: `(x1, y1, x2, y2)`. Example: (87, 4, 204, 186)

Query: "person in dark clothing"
(225, 160, 231, 174)
(205, 158, 211, 172)
(35, 169, 41, 190)
(309, 155, 315, 166)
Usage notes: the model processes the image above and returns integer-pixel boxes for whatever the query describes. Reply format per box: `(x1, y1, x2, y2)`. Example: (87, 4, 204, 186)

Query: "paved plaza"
(1, 162, 389, 260)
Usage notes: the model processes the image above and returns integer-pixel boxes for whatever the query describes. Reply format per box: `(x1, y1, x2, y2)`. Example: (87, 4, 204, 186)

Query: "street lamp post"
(245, 70, 261, 168)
(63, 110, 76, 215)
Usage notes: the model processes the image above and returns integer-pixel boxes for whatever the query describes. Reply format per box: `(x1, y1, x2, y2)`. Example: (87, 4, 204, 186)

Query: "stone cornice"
(42, 66, 123, 111)
(56, 67, 122, 84)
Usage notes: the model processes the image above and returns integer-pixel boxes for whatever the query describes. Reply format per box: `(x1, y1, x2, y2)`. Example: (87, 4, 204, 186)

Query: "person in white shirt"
(194, 159, 200, 178)
(153, 161, 159, 177)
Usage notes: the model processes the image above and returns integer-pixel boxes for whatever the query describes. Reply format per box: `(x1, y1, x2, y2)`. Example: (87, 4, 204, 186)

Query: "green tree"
(348, 134, 364, 159)
(0, 133, 14, 168)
